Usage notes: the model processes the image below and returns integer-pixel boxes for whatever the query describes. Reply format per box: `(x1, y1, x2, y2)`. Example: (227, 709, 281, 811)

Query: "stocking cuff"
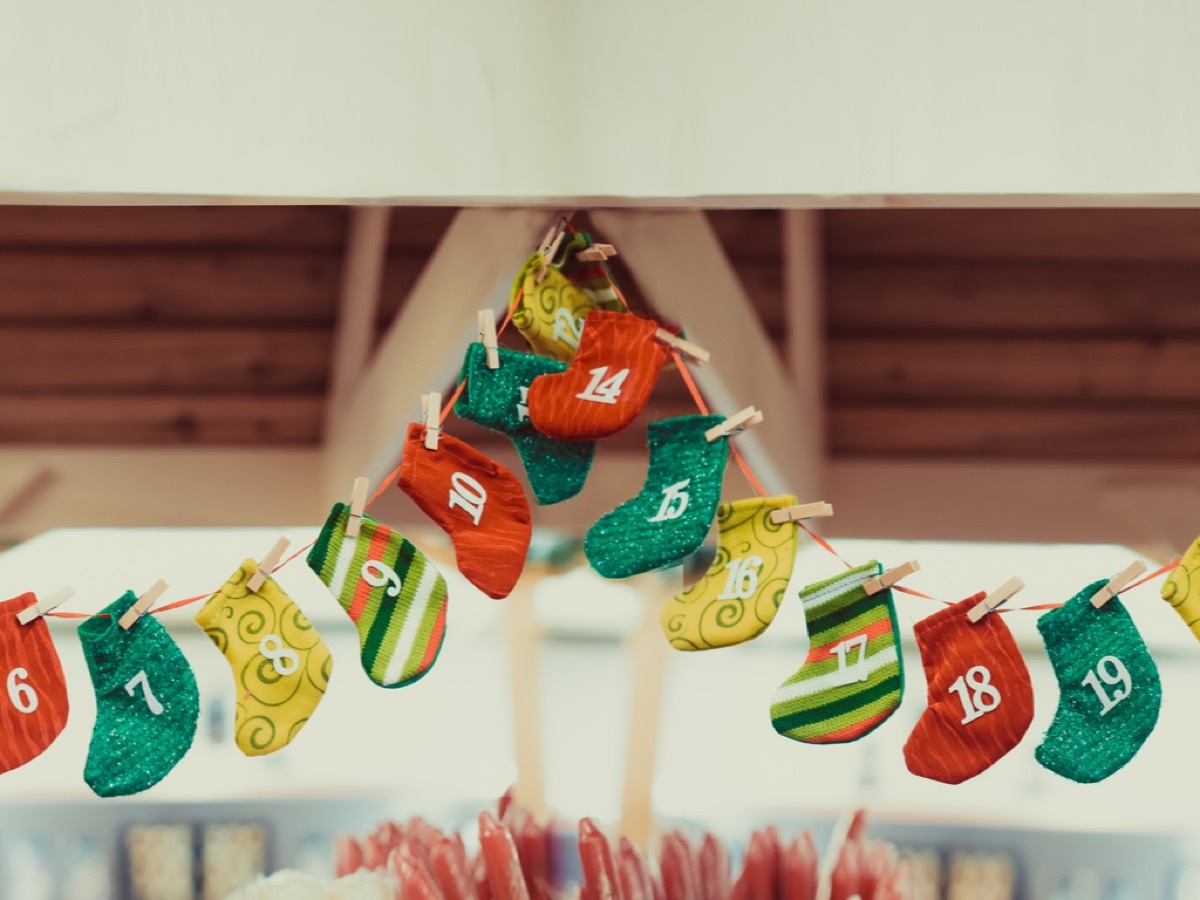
(797, 562, 881, 612)
(912, 593, 985, 640)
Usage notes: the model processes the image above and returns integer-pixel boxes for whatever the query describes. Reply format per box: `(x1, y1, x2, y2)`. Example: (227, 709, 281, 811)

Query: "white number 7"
(830, 635, 869, 685)
(124, 670, 164, 716)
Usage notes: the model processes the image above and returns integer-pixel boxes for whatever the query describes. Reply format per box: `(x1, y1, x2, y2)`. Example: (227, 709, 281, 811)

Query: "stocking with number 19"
(0, 593, 70, 774)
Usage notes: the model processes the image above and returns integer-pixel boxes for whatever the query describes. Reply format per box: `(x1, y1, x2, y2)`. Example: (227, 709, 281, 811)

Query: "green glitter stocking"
(78, 592, 200, 797)
(584, 415, 728, 579)
(454, 342, 595, 505)
(1034, 579, 1162, 784)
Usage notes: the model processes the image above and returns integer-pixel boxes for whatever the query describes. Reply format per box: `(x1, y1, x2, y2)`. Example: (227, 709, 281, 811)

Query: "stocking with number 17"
(0, 594, 70, 774)
(78, 592, 200, 797)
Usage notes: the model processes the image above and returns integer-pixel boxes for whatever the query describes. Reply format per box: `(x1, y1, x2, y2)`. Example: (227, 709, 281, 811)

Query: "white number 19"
(1081, 655, 1132, 717)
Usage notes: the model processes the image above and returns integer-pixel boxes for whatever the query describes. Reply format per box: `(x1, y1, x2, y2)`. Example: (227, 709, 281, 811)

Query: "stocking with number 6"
(397, 424, 532, 600)
(902, 594, 1034, 784)
(1034, 579, 1161, 783)
(78, 592, 200, 797)
(0, 594, 70, 774)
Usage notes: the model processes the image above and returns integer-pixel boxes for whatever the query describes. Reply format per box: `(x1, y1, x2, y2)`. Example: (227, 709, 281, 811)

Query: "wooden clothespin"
(478, 309, 500, 370)
(16, 587, 74, 625)
(346, 477, 369, 539)
(247, 537, 290, 592)
(967, 577, 1025, 623)
(655, 329, 711, 364)
(422, 392, 442, 450)
(769, 501, 834, 526)
(118, 580, 169, 630)
(1090, 560, 1148, 609)
(575, 243, 617, 263)
(534, 225, 567, 284)
(705, 406, 764, 442)
(864, 561, 920, 596)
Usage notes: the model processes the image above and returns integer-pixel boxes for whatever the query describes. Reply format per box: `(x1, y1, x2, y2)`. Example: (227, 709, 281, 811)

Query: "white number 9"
(361, 561, 402, 597)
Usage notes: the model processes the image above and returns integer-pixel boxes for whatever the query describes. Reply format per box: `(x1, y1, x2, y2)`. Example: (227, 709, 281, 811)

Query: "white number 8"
(6, 668, 38, 714)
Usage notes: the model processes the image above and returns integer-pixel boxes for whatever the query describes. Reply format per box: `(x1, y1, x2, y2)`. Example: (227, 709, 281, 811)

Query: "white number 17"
(830, 635, 869, 685)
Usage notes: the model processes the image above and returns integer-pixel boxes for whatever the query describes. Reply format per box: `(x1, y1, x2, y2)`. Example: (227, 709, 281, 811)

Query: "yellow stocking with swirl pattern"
(195, 560, 333, 756)
(511, 249, 621, 363)
(1163, 534, 1200, 640)
(661, 495, 799, 650)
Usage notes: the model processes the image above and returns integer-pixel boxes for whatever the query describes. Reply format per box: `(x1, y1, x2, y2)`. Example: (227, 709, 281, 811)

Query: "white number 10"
(1081, 655, 1132, 717)
(448, 472, 488, 526)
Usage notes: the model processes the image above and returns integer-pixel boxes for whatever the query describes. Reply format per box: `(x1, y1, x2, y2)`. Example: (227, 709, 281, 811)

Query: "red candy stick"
(480, 811, 531, 900)
(579, 818, 623, 900)
(430, 833, 475, 900)
(698, 833, 730, 900)
(618, 837, 654, 900)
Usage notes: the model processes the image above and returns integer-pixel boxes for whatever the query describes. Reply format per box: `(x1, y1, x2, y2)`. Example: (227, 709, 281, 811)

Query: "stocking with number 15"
(0, 593, 70, 774)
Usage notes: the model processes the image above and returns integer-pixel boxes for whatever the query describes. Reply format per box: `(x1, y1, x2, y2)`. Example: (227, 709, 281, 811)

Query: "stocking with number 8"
(0, 593, 70, 774)
(902, 594, 1034, 784)
(1034, 579, 1161, 784)
(78, 592, 200, 797)
(398, 424, 532, 600)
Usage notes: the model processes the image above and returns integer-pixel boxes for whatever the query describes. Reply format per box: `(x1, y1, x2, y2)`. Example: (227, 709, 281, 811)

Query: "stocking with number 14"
(0, 593, 70, 774)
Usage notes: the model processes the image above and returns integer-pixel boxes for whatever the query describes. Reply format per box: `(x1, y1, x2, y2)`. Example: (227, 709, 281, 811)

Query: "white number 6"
(6, 668, 38, 714)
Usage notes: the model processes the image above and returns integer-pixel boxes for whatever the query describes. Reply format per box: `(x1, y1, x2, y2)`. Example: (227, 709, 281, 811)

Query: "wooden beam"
(326, 206, 391, 429)
(781, 209, 825, 501)
(323, 207, 549, 495)
(591, 209, 809, 497)
(504, 569, 547, 819)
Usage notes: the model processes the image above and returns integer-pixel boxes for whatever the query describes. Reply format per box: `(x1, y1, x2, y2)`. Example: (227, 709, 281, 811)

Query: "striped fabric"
(307, 504, 448, 688)
(0, 594, 69, 773)
(771, 562, 905, 744)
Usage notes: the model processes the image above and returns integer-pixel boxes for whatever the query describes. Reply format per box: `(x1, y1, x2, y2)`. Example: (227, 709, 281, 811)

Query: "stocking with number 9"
(397, 424, 532, 600)
(78, 592, 200, 797)
(902, 594, 1034, 784)
(1035, 579, 1162, 783)
(0, 593, 70, 774)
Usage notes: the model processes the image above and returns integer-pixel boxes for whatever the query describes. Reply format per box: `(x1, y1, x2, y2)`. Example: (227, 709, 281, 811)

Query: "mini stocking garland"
(660, 494, 799, 650)
(78, 592, 200, 797)
(195, 560, 333, 756)
(511, 252, 615, 363)
(454, 342, 595, 505)
(902, 594, 1034, 784)
(771, 562, 904, 744)
(397, 424, 532, 599)
(0, 594, 70, 774)
(307, 503, 448, 688)
(1035, 579, 1161, 783)
(526, 310, 670, 442)
(1162, 533, 1200, 641)
(584, 415, 728, 579)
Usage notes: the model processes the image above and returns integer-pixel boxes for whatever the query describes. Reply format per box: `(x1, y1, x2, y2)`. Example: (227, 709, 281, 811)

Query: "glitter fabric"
(1035, 578, 1162, 784)
(78, 591, 200, 797)
(0, 593, 70, 773)
(584, 415, 728, 579)
(660, 494, 799, 650)
(454, 342, 595, 505)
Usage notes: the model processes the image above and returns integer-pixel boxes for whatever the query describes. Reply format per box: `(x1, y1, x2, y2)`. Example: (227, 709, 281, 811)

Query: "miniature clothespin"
(575, 243, 617, 263)
(967, 577, 1025, 623)
(422, 392, 442, 450)
(769, 501, 834, 526)
(1090, 560, 1149, 609)
(478, 309, 500, 370)
(864, 561, 921, 596)
(705, 406, 764, 442)
(247, 537, 291, 592)
(534, 224, 567, 284)
(16, 587, 74, 625)
(118, 580, 169, 630)
(655, 329, 711, 364)
(346, 477, 370, 539)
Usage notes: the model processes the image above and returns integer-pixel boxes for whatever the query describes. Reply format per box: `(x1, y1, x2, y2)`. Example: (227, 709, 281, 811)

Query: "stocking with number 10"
(0, 593, 70, 774)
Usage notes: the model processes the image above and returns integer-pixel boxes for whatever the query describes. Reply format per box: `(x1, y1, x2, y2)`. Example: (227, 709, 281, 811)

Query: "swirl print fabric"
(78, 592, 200, 797)
(1162, 533, 1200, 641)
(0, 593, 70, 773)
(511, 251, 619, 363)
(771, 562, 905, 744)
(660, 495, 799, 650)
(307, 504, 448, 688)
(195, 561, 332, 756)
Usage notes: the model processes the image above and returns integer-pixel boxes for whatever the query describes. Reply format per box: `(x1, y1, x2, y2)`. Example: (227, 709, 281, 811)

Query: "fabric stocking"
(78, 592, 200, 797)
(1034, 579, 1161, 783)
(398, 424, 532, 599)
(584, 415, 728, 579)
(1162, 533, 1200, 641)
(659, 495, 799, 650)
(511, 251, 613, 363)
(0, 594, 70, 774)
(195, 561, 333, 756)
(902, 594, 1034, 784)
(771, 562, 905, 744)
(526, 310, 669, 442)
(454, 341, 595, 505)
(306, 503, 448, 688)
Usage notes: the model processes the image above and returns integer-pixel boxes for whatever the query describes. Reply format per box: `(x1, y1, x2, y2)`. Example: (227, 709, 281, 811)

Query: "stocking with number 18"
(903, 594, 1034, 784)
(0, 594, 70, 774)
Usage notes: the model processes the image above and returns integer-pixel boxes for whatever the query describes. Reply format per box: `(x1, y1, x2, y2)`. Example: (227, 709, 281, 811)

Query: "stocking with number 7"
(78, 592, 200, 797)
(397, 423, 532, 600)
(902, 594, 1034, 784)
(0, 594, 70, 774)
(1034, 579, 1161, 783)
